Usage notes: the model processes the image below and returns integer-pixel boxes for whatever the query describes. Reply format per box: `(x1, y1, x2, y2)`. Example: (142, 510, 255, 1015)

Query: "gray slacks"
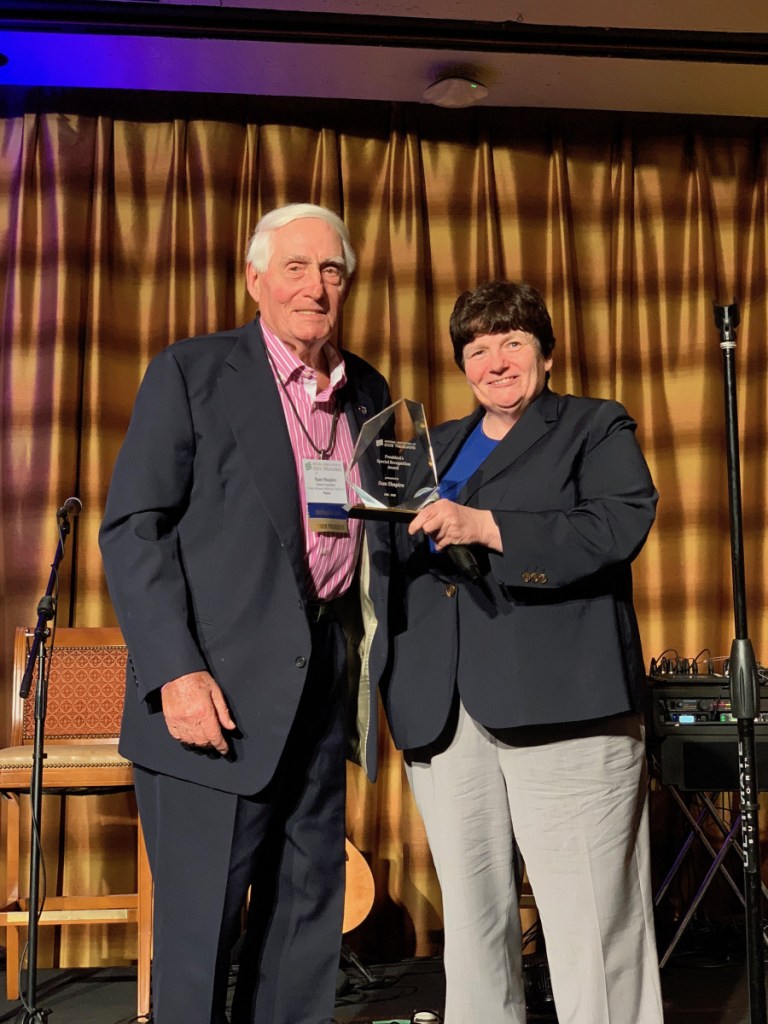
(406, 701, 664, 1024)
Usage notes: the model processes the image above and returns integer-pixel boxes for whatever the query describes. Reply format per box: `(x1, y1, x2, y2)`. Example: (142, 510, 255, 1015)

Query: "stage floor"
(0, 925, 762, 1024)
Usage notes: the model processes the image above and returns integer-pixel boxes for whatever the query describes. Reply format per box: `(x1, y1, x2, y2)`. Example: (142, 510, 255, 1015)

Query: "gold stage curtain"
(1, 90, 767, 966)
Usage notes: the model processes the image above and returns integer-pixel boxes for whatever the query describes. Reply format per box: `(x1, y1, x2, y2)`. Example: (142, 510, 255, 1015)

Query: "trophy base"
(347, 505, 418, 522)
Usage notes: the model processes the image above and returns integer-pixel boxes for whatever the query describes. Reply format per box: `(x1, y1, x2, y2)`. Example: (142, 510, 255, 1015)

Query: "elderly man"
(99, 204, 390, 1024)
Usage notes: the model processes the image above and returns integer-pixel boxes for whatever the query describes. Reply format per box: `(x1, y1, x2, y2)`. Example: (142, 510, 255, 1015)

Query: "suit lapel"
(431, 409, 484, 483)
(459, 388, 560, 503)
(340, 380, 377, 444)
(334, 370, 381, 507)
(218, 319, 307, 587)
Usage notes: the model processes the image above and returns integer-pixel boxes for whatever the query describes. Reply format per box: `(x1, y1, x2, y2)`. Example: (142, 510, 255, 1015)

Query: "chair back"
(1, 625, 151, 1019)
(10, 626, 127, 747)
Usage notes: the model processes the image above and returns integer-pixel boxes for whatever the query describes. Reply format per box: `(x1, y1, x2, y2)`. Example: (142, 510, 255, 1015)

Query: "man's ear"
(245, 263, 260, 305)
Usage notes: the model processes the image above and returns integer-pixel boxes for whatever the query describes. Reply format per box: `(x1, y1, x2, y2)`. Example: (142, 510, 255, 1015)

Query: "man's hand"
(161, 670, 236, 755)
(408, 499, 503, 552)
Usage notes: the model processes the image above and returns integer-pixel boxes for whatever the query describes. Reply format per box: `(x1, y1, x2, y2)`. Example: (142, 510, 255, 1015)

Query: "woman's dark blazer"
(382, 386, 658, 752)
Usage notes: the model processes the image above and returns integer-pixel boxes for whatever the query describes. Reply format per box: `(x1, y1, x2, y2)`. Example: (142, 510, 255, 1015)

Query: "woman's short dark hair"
(449, 280, 556, 368)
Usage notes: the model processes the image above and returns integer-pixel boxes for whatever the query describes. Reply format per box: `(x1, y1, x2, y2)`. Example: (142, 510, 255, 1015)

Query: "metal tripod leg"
(655, 789, 743, 906)
(658, 805, 741, 967)
(698, 792, 768, 903)
(654, 788, 768, 968)
(341, 943, 376, 984)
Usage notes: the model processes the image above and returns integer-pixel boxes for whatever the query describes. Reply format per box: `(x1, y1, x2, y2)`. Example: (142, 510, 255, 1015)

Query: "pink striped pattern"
(261, 322, 363, 600)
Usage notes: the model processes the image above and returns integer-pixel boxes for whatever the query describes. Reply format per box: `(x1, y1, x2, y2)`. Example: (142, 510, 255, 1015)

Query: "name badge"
(303, 458, 349, 535)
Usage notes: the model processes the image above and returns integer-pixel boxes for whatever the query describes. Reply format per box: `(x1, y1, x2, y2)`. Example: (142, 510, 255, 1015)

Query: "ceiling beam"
(3, 1, 768, 66)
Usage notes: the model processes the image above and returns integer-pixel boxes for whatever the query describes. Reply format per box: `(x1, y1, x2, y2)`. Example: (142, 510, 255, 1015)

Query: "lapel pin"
(357, 404, 368, 416)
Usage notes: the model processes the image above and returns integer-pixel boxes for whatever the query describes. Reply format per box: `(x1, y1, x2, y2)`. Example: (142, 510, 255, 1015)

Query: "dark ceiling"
(1, 0, 768, 116)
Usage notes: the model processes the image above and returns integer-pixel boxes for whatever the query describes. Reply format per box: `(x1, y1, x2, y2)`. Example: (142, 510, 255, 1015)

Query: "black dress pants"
(134, 617, 347, 1024)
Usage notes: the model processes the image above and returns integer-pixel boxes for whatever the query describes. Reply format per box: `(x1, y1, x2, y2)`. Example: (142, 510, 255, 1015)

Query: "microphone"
(447, 544, 481, 582)
(57, 496, 83, 519)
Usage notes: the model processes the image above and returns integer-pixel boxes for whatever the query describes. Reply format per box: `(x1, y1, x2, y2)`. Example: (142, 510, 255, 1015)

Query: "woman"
(382, 281, 664, 1024)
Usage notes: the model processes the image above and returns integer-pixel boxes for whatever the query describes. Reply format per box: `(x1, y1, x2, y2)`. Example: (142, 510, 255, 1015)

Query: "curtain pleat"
(1, 92, 767, 966)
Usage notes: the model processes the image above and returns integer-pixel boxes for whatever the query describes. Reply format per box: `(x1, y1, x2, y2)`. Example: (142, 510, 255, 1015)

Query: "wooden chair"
(0, 626, 151, 1018)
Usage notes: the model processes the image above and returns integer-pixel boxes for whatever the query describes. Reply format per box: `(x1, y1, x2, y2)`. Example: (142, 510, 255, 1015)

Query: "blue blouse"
(438, 418, 499, 501)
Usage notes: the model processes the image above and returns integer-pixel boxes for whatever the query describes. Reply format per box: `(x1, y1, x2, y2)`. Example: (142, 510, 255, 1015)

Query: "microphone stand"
(17, 503, 78, 1023)
(712, 301, 766, 1023)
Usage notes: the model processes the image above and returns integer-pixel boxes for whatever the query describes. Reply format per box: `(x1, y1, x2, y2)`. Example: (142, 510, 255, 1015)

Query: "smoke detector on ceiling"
(422, 75, 489, 109)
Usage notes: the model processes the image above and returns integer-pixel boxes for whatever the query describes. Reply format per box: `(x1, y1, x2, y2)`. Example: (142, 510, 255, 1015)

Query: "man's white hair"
(245, 203, 356, 275)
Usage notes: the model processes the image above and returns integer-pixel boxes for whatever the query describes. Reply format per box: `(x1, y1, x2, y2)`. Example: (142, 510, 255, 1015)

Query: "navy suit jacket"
(382, 387, 658, 751)
(100, 317, 390, 795)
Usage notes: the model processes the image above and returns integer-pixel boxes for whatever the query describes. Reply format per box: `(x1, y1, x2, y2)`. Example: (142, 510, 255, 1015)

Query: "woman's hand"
(408, 499, 502, 552)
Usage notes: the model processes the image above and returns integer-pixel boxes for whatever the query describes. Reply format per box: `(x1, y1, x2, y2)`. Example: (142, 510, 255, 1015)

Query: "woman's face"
(462, 330, 552, 426)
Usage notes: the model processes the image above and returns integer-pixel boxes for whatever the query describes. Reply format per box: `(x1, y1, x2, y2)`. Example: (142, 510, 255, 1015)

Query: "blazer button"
(444, 583, 457, 598)
(522, 571, 532, 583)
(295, 656, 307, 669)
(537, 573, 548, 584)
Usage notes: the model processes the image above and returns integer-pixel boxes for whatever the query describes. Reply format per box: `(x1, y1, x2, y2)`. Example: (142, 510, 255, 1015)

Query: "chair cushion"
(0, 744, 130, 768)
(0, 743, 133, 790)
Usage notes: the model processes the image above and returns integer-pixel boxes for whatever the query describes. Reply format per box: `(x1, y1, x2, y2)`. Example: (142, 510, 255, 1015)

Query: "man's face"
(246, 218, 348, 355)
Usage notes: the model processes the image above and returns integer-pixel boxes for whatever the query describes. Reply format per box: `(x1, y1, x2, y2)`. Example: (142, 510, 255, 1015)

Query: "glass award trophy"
(346, 398, 438, 521)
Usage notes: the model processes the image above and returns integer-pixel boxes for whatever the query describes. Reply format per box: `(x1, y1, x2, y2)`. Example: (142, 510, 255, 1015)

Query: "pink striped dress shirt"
(261, 321, 363, 601)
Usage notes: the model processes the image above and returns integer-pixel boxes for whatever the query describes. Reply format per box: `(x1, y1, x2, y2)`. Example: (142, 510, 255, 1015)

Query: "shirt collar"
(260, 318, 348, 398)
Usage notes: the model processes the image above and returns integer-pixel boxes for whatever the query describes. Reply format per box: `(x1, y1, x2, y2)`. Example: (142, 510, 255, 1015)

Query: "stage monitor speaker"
(650, 730, 768, 791)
